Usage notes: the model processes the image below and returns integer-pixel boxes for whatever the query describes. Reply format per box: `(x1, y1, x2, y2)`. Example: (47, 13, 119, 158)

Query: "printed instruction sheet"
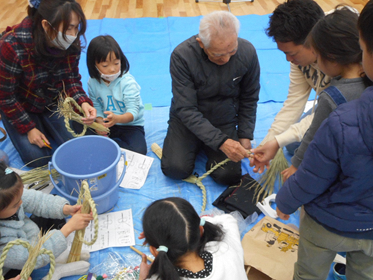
(67, 209, 135, 252)
(117, 148, 154, 189)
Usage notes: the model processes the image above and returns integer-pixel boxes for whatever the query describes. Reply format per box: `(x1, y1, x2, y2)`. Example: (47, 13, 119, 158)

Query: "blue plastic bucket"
(48, 135, 126, 197)
(51, 178, 121, 214)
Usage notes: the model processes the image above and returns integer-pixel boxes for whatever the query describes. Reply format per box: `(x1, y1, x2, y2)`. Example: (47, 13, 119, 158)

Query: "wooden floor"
(0, 0, 368, 32)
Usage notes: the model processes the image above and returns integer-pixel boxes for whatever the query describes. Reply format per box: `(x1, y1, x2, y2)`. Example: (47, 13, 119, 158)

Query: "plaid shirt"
(0, 17, 92, 134)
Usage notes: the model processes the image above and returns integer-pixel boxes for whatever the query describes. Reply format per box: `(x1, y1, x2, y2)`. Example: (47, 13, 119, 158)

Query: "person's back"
(138, 197, 247, 280)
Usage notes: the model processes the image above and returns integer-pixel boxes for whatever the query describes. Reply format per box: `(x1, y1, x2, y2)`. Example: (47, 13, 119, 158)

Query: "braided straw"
(56, 96, 109, 138)
(151, 143, 233, 212)
(0, 238, 55, 280)
(63, 97, 87, 137)
(67, 180, 99, 263)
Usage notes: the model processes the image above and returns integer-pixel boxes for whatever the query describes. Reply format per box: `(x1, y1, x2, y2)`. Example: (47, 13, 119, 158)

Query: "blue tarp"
(0, 15, 334, 280)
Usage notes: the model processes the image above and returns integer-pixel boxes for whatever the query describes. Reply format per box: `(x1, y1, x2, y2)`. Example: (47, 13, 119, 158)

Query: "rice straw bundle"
(56, 96, 109, 137)
(250, 148, 289, 203)
(67, 180, 99, 263)
(20, 164, 60, 187)
(0, 231, 55, 280)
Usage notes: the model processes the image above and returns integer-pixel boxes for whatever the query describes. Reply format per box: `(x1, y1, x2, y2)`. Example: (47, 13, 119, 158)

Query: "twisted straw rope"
(151, 143, 231, 212)
(76, 181, 99, 245)
(63, 97, 88, 137)
(67, 181, 99, 263)
(0, 239, 55, 280)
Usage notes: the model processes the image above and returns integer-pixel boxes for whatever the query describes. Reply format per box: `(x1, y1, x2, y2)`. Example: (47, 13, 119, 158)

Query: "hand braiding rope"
(151, 143, 235, 212)
(67, 180, 99, 263)
(0, 236, 55, 280)
(56, 96, 109, 137)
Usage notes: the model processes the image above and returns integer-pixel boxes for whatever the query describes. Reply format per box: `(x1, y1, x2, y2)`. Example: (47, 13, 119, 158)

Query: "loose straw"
(0, 231, 55, 280)
(130, 246, 154, 262)
(20, 164, 60, 187)
(151, 143, 240, 212)
(67, 180, 99, 263)
(250, 148, 289, 203)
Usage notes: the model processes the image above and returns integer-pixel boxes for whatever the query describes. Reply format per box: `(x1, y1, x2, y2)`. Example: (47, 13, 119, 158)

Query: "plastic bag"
(89, 252, 140, 280)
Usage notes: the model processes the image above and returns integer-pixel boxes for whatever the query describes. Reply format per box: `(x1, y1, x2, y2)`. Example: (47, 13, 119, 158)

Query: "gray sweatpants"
(294, 211, 373, 280)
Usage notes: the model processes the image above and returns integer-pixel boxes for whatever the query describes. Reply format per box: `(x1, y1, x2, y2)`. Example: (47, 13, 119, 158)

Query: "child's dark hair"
(266, 0, 324, 45)
(307, 7, 372, 87)
(307, 7, 360, 65)
(28, 0, 87, 57)
(0, 163, 22, 212)
(142, 197, 224, 280)
(87, 35, 130, 83)
(358, 0, 373, 54)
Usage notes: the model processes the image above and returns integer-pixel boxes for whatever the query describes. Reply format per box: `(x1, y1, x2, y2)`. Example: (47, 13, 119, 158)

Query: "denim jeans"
(109, 125, 147, 155)
(1, 105, 78, 167)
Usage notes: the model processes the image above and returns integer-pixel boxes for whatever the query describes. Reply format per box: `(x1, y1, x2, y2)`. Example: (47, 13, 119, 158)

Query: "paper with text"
(117, 148, 154, 189)
(67, 209, 135, 252)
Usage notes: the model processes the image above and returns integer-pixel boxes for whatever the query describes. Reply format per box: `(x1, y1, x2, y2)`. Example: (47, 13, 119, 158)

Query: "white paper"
(67, 209, 135, 252)
(117, 148, 154, 189)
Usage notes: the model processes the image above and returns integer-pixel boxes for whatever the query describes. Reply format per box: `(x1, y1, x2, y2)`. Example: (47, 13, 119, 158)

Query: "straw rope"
(63, 97, 87, 137)
(151, 143, 234, 212)
(57, 96, 109, 138)
(67, 180, 99, 263)
(0, 239, 55, 280)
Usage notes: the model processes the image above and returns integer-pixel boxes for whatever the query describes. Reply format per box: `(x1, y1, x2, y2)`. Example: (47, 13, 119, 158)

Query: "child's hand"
(63, 204, 82, 216)
(95, 118, 108, 136)
(281, 165, 298, 183)
(81, 102, 97, 125)
(249, 139, 279, 173)
(276, 207, 290, 220)
(60, 210, 93, 237)
(103, 111, 118, 127)
(139, 253, 152, 280)
(138, 232, 147, 245)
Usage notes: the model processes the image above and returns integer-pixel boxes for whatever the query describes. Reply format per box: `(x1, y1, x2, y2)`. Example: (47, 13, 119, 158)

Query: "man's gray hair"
(198, 11, 240, 48)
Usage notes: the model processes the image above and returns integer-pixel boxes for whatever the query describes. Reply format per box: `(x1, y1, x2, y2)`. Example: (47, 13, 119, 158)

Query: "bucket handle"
(48, 150, 127, 201)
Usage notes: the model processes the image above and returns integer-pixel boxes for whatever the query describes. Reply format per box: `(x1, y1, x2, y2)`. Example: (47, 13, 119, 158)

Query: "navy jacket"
(276, 86, 373, 235)
(169, 35, 260, 151)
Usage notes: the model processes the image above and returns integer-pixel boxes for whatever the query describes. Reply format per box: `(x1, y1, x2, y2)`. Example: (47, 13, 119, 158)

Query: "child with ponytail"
(138, 197, 247, 280)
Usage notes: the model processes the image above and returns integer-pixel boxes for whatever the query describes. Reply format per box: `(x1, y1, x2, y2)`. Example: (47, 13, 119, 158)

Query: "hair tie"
(156, 245, 168, 253)
(200, 217, 206, 226)
(5, 168, 13, 175)
(28, 0, 41, 9)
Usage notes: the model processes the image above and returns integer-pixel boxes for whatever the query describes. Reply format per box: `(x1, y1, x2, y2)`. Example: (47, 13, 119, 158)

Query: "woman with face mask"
(0, 0, 97, 167)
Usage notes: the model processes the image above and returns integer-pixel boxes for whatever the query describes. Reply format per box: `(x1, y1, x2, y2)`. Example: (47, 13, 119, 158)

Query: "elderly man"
(161, 11, 260, 186)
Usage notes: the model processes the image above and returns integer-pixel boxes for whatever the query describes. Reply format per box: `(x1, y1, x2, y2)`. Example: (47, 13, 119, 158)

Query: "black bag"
(213, 173, 266, 218)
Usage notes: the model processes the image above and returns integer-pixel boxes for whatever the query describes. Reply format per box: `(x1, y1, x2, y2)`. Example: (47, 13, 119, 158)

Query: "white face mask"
(51, 31, 77, 50)
(97, 68, 121, 82)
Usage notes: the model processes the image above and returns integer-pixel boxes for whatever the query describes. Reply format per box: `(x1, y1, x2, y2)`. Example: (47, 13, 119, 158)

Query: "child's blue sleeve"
(22, 189, 68, 219)
(120, 73, 144, 121)
(88, 79, 105, 119)
(0, 228, 67, 270)
(276, 119, 341, 214)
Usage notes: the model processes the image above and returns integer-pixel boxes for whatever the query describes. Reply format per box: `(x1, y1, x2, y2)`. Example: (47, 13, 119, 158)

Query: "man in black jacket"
(161, 11, 260, 185)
